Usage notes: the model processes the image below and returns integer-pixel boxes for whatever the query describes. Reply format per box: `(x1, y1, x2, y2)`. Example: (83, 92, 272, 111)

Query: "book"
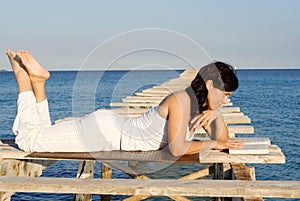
(229, 138, 270, 155)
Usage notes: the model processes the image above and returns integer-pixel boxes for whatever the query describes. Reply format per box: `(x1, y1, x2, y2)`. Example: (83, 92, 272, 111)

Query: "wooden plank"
(199, 145, 285, 164)
(135, 92, 167, 97)
(109, 102, 157, 108)
(110, 107, 242, 115)
(0, 177, 299, 198)
(5, 139, 288, 164)
(122, 98, 162, 104)
(0, 159, 55, 200)
(27, 149, 199, 163)
(142, 88, 172, 93)
(123, 96, 164, 101)
(0, 144, 29, 159)
(0, 142, 197, 163)
(221, 112, 244, 116)
(110, 108, 150, 114)
(193, 122, 254, 138)
(222, 116, 251, 124)
(159, 83, 190, 87)
(6, 138, 287, 165)
(28, 145, 285, 164)
(227, 126, 254, 134)
(152, 85, 190, 90)
(191, 129, 253, 141)
(219, 107, 240, 113)
(4, 141, 283, 164)
(120, 114, 250, 124)
(110, 102, 233, 107)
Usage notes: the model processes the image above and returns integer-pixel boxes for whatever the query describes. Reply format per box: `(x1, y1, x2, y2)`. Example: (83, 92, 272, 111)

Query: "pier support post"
(0, 159, 55, 201)
(73, 160, 95, 201)
(213, 163, 227, 201)
(101, 161, 112, 201)
(213, 163, 224, 180)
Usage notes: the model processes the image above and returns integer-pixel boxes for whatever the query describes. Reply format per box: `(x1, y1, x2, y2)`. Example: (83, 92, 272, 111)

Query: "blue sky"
(1, 0, 299, 70)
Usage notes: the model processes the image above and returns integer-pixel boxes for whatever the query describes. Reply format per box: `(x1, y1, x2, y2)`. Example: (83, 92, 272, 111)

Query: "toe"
(6, 49, 16, 58)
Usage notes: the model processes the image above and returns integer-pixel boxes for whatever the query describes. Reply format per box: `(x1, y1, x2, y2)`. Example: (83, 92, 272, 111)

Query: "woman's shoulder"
(158, 90, 191, 120)
(168, 90, 190, 102)
(160, 90, 190, 109)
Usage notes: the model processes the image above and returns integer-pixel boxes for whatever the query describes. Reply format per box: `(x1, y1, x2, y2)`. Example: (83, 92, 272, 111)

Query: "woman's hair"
(185, 61, 239, 118)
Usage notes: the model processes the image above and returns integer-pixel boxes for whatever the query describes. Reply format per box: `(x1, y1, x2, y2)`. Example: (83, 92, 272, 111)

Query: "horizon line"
(1, 67, 300, 72)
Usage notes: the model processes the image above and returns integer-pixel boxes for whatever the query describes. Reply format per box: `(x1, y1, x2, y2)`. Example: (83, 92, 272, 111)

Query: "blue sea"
(0, 69, 299, 201)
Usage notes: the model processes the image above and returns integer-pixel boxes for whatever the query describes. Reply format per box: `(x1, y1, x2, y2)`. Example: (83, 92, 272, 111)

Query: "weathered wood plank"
(122, 99, 161, 104)
(109, 102, 157, 108)
(5, 139, 287, 165)
(174, 80, 194, 84)
(110, 102, 233, 107)
(199, 145, 285, 164)
(5, 139, 288, 164)
(117, 113, 249, 123)
(0, 145, 29, 159)
(141, 88, 173, 93)
(123, 96, 164, 102)
(27, 149, 198, 163)
(0, 177, 299, 198)
(110, 107, 241, 114)
(158, 83, 190, 87)
(227, 125, 254, 134)
(0, 159, 55, 200)
(134, 92, 167, 97)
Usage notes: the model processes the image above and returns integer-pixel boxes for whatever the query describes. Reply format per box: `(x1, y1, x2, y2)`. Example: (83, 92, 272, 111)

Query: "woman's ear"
(206, 80, 214, 90)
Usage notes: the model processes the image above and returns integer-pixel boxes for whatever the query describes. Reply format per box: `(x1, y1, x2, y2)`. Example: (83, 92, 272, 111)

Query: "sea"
(0, 69, 299, 201)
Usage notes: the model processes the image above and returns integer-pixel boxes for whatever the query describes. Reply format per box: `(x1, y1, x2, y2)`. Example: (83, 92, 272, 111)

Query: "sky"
(0, 0, 299, 70)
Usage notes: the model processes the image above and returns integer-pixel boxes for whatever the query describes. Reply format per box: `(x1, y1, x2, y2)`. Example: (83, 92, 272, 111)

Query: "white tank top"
(121, 106, 168, 151)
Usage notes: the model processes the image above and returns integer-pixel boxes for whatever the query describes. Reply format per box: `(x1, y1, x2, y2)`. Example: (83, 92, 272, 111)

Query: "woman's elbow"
(168, 145, 185, 157)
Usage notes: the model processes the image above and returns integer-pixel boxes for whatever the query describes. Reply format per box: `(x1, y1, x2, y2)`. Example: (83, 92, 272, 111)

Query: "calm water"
(0, 69, 299, 200)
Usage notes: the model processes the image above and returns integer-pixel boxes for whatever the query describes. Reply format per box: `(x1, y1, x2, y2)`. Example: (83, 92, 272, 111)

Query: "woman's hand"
(189, 109, 221, 133)
(214, 141, 244, 150)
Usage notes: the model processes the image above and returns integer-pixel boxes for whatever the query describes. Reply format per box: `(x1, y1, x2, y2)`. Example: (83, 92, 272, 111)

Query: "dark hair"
(185, 61, 238, 118)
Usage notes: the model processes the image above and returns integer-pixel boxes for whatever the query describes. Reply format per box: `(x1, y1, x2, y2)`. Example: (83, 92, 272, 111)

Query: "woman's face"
(207, 83, 232, 110)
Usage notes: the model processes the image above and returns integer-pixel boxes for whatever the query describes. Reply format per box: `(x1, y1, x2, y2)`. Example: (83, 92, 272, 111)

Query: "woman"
(7, 49, 243, 156)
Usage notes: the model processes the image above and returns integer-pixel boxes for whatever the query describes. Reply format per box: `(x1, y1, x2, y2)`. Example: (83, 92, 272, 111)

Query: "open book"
(229, 138, 270, 155)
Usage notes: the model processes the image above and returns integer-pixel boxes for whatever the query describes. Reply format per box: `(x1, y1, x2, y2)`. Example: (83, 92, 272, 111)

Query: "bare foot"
(6, 49, 27, 76)
(6, 49, 32, 93)
(16, 50, 50, 82)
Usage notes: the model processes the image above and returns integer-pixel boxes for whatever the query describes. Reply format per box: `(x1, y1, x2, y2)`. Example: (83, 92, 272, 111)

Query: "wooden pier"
(0, 69, 299, 200)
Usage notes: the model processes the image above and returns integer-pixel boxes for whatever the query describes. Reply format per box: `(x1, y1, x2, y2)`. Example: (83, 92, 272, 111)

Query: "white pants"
(13, 91, 125, 152)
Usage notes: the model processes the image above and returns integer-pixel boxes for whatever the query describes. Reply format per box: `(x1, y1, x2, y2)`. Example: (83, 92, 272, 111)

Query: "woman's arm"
(191, 109, 229, 141)
(161, 91, 242, 156)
